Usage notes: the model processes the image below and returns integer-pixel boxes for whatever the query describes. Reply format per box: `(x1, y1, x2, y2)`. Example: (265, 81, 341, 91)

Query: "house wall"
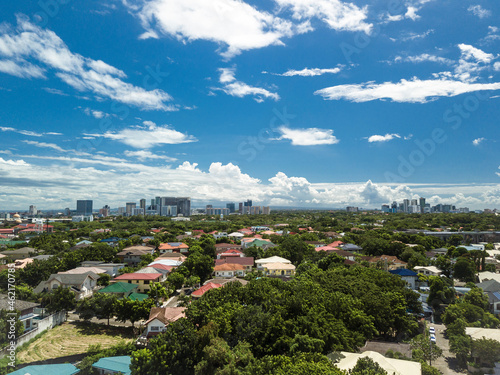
(146, 318, 166, 335)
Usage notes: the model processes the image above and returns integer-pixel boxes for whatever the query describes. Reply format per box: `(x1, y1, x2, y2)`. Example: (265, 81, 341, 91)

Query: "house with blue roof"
(477, 279, 500, 315)
(92, 356, 131, 375)
(10, 364, 79, 375)
(389, 268, 418, 290)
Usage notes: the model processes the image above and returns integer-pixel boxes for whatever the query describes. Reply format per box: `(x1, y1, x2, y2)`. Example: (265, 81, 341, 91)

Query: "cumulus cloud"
(367, 133, 401, 143)
(314, 78, 500, 103)
(472, 137, 485, 146)
(83, 108, 109, 119)
(216, 68, 279, 102)
(265, 66, 343, 77)
(129, 0, 301, 58)
(0, 16, 175, 110)
(0, 150, 499, 209)
(275, 126, 339, 146)
(275, 0, 372, 34)
(468, 5, 491, 19)
(86, 121, 197, 148)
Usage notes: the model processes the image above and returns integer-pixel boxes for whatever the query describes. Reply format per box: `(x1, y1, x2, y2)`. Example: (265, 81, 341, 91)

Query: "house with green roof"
(98, 282, 138, 298)
(10, 364, 80, 375)
(128, 292, 148, 301)
(92, 356, 131, 375)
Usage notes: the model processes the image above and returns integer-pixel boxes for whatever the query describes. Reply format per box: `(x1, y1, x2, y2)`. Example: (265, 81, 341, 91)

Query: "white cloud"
(495, 62, 500, 71)
(399, 29, 434, 41)
(130, 0, 300, 58)
(0, 126, 43, 137)
(404, 6, 420, 20)
(22, 140, 66, 152)
(0, 150, 499, 209)
(87, 121, 197, 148)
(275, 0, 372, 34)
(393, 54, 453, 65)
(0, 59, 46, 78)
(276, 126, 339, 146)
(315, 78, 500, 103)
(124, 150, 177, 162)
(472, 137, 485, 146)
(468, 5, 491, 19)
(455, 44, 495, 82)
(266, 66, 343, 77)
(83, 107, 109, 119)
(217, 68, 279, 102)
(367, 133, 401, 143)
(0, 16, 175, 110)
(458, 44, 494, 63)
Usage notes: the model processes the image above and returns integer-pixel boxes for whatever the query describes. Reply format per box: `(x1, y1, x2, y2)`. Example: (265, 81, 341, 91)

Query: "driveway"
(430, 323, 467, 375)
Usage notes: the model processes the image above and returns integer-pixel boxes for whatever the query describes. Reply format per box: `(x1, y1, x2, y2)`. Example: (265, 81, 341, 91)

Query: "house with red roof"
(213, 263, 246, 278)
(113, 273, 162, 293)
(217, 249, 244, 259)
(328, 241, 344, 248)
(158, 242, 189, 254)
(215, 257, 254, 272)
(191, 282, 222, 298)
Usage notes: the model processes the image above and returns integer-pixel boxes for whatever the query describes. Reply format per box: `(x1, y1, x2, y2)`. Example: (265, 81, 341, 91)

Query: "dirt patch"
(17, 322, 134, 363)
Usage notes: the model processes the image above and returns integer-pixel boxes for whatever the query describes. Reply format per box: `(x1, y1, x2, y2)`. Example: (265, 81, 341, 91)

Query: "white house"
(34, 272, 99, 300)
(414, 266, 442, 277)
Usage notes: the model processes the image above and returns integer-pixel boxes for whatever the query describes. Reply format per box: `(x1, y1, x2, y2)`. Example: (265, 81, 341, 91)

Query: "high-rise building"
(126, 202, 136, 216)
(238, 202, 243, 214)
(28, 205, 37, 215)
(419, 197, 426, 214)
(117, 207, 126, 215)
(226, 203, 235, 213)
(76, 200, 93, 216)
(346, 206, 359, 213)
(410, 199, 417, 206)
(140, 199, 146, 211)
(403, 199, 410, 213)
(176, 197, 191, 217)
(262, 206, 271, 215)
(99, 205, 111, 217)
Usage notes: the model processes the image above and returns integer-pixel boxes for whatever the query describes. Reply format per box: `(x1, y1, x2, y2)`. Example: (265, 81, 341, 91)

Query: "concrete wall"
(16, 311, 66, 347)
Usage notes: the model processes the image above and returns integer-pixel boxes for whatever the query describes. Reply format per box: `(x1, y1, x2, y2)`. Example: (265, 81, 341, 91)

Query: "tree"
(93, 293, 118, 325)
(0, 310, 24, 346)
(463, 287, 489, 310)
(183, 252, 214, 283)
(148, 282, 169, 304)
(349, 357, 387, 375)
(472, 337, 500, 367)
(42, 286, 76, 313)
(410, 334, 443, 364)
(167, 272, 185, 290)
(453, 258, 476, 283)
(97, 273, 111, 286)
(194, 337, 254, 375)
(131, 318, 200, 375)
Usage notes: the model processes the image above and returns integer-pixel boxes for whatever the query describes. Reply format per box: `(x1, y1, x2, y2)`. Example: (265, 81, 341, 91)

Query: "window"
(151, 326, 160, 331)
(144, 280, 149, 285)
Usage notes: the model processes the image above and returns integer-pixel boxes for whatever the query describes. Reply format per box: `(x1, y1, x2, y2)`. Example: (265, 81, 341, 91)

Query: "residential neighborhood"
(0, 207, 500, 375)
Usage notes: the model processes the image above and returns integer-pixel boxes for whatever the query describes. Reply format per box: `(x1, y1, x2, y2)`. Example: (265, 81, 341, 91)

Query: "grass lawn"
(17, 322, 135, 363)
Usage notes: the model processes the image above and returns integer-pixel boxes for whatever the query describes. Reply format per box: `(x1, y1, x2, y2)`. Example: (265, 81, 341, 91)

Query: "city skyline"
(0, 1, 499, 210)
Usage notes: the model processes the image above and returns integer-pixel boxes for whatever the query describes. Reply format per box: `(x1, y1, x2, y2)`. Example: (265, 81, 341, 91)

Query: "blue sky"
(0, 0, 499, 210)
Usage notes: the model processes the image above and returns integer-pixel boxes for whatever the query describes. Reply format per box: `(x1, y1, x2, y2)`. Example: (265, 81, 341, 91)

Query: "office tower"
(133, 208, 145, 216)
(206, 205, 213, 210)
(150, 199, 155, 207)
(262, 206, 271, 214)
(155, 196, 161, 207)
(76, 200, 93, 216)
(419, 197, 426, 214)
(176, 197, 191, 216)
(238, 202, 243, 214)
(226, 203, 235, 213)
(403, 199, 410, 213)
(117, 207, 126, 215)
(140, 199, 146, 211)
(346, 206, 359, 213)
(29, 205, 37, 215)
(64, 208, 71, 216)
(126, 202, 136, 216)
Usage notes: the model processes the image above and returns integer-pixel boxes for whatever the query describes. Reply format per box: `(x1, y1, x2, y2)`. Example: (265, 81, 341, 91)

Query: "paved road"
(430, 323, 466, 375)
